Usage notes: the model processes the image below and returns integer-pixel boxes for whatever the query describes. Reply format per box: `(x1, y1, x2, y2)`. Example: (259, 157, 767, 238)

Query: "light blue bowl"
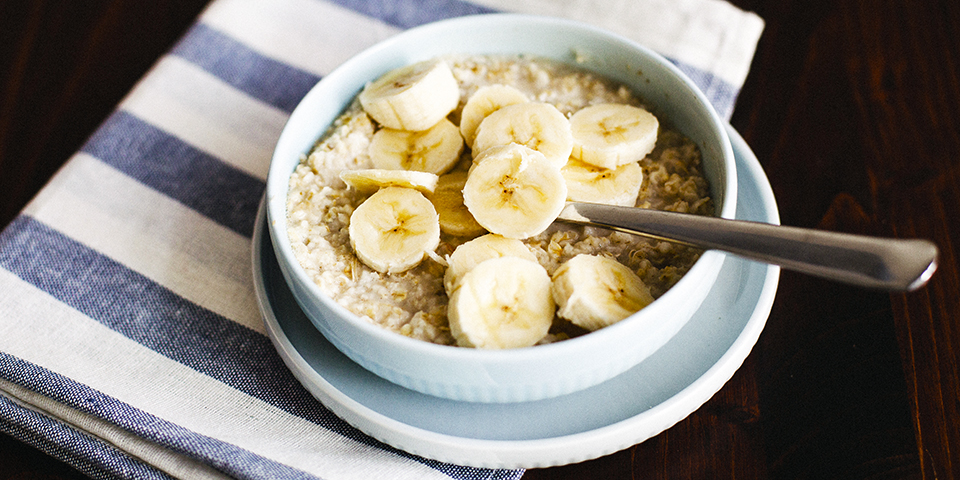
(266, 14, 736, 403)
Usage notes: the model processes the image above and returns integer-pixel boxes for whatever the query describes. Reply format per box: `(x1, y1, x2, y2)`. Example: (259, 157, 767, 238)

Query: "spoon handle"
(557, 202, 938, 291)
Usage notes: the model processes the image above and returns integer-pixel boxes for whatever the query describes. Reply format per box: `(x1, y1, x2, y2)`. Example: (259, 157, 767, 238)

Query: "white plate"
(253, 126, 780, 469)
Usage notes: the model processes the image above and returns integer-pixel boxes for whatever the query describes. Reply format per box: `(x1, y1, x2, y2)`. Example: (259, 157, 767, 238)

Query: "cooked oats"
(286, 55, 713, 346)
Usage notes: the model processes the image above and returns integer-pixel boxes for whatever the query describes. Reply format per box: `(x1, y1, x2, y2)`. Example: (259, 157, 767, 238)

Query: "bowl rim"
(266, 13, 737, 364)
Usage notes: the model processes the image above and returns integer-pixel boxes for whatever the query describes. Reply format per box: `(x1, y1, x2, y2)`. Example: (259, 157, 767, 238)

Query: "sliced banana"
(472, 102, 573, 168)
(358, 59, 460, 131)
(348, 186, 440, 274)
(463, 144, 567, 239)
(447, 256, 554, 349)
(427, 171, 487, 238)
(551, 254, 654, 331)
(561, 158, 644, 207)
(459, 84, 529, 148)
(369, 118, 464, 175)
(569, 103, 659, 169)
(443, 233, 538, 293)
(340, 168, 439, 195)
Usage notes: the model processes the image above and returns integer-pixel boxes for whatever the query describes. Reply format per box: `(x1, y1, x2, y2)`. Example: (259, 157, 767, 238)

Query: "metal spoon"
(556, 202, 938, 291)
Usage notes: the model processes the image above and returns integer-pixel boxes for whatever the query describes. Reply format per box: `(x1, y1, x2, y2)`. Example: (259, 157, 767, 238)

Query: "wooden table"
(1, 1, 957, 478)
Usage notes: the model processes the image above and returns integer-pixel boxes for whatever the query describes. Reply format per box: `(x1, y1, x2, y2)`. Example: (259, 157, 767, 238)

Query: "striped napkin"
(0, 0, 763, 478)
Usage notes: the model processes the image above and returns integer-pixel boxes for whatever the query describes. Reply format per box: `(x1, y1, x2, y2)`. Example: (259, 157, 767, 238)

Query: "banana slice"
(427, 171, 487, 238)
(459, 84, 529, 148)
(463, 144, 567, 239)
(569, 103, 659, 169)
(358, 59, 460, 131)
(369, 118, 464, 174)
(348, 186, 441, 274)
(443, 233, 538, 293)
(340, 168, 439, 195)
(561, 158, 644, 207)
(472, 102, 573, 168)
(447, 256, 554, 349)
(551, 254, 654, 331)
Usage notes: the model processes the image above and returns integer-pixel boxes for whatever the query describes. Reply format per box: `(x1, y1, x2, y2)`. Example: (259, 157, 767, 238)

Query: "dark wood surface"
(1, 0, 957, 479)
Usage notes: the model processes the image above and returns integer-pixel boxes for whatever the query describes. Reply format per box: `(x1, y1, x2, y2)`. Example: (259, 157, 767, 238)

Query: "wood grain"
(1, 0, 957, 478)
(0, 0, 211, 228)
(840, 1, 960, 476)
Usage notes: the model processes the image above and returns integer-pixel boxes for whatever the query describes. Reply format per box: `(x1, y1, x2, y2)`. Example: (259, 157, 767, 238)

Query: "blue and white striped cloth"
(0, 0, 763, 478)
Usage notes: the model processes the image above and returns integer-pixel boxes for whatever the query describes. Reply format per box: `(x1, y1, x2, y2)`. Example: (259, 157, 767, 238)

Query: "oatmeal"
(286, 55, 713, 346)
